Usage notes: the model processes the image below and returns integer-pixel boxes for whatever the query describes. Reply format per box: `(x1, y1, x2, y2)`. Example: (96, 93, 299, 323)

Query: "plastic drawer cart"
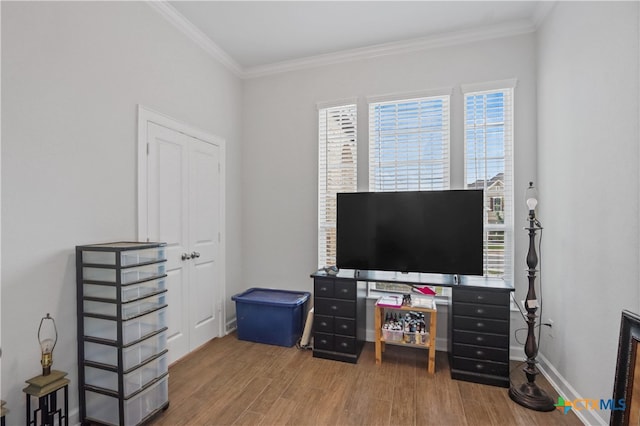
(76, 242, 169, 426)
(232, 288, 310, 347)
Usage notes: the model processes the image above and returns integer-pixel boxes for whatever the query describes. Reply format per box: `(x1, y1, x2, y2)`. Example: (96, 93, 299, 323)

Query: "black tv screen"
(336, 190, 484, 275)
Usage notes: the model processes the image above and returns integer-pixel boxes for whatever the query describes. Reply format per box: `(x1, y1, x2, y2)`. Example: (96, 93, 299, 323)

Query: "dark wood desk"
(310, 269, 514, 387)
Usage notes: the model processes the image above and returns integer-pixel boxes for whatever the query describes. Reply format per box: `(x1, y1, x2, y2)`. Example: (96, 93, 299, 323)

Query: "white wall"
(1, 2, 243, 424)
(242, 33, 537, 302)
(537, 2, 639, 424)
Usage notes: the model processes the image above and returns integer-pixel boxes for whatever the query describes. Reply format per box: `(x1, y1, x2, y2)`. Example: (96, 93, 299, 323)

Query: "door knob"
(181, 253, 192, 261)
(191, 251, 201, 259)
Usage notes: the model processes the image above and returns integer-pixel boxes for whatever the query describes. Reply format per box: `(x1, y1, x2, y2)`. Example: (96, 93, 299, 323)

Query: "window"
(491, 196, 503, 212)
(369, 93, 450, 192)
(318, 103, 357, 267)
(463, 83, 515, 281)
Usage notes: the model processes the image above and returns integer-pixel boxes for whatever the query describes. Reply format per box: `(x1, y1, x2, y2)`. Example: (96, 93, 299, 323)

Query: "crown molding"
(242, 19, 536, 79)
(149, 1, 537, 80)
(532, 1, 558, 29)
(147, 1, 244, 77)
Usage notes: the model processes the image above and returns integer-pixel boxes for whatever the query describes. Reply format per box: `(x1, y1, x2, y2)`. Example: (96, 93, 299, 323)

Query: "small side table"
(374, 300, 438, 374)
(23, 370, 69, 426)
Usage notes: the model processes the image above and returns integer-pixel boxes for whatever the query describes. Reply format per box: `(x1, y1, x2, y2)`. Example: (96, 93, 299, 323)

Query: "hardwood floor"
(150, 334, 582, 426)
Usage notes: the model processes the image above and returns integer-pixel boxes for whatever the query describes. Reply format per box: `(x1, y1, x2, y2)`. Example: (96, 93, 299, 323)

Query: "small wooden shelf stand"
(374, 301, 437, 374)
(23, 370, 69, 426)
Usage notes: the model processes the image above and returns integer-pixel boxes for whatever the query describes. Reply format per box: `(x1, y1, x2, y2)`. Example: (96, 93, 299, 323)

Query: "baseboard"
(510, 346, 604, 424)
(225, 318, 237, 335)
(537, 353, 606, 425)
(509, 344, 525, 361)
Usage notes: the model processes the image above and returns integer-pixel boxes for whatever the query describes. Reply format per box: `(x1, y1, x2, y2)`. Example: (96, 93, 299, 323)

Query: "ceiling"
(164, 1, 550, 77)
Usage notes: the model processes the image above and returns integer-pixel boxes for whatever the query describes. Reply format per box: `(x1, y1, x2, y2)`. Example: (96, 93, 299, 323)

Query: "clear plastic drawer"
(85, 375, 168, 426)
(83, 263, 165, 284)
(84, 293, 166, 320)
(83, 277, 166, 303)
(84, 307, 167, 345)
(82, 246, 165, 266)
(85, 352, 168, 397)
(84, 330, 167, 370)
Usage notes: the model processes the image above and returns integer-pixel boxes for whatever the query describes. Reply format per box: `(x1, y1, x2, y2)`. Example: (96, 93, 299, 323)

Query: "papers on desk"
(376, 295, 402, 308)
(412, 285, 436, 296)
(411, 296, 435, 309)
(376, 295, 435, 309)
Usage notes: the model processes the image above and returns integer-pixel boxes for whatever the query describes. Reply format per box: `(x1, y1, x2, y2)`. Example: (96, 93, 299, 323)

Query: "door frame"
(137, 105, 226, 340)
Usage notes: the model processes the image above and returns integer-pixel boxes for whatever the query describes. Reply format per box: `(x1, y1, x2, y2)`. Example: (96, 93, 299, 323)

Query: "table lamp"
(38, 313, 57, 376)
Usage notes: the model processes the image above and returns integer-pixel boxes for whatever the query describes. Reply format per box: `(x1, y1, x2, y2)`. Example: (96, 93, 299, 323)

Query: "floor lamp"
(509, 182, 555, 411)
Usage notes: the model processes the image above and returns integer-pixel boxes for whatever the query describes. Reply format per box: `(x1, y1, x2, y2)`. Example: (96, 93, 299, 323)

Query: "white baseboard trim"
(509, 347, 604, 425)
(537, 353, 606, 425)
(69, 408, 79, 426)
(225, 318, 237, 335)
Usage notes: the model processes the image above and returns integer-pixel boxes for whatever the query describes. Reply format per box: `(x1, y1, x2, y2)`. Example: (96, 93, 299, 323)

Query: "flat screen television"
(336, 190, 484, 275)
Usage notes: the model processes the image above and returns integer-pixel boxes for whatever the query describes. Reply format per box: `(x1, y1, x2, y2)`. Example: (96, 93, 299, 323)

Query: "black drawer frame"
(312, 277, 366, 363)
(450, 286, 512, 388)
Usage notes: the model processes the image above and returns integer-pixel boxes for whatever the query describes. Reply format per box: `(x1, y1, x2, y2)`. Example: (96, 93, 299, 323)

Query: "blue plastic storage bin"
(231, 288, 310, 347)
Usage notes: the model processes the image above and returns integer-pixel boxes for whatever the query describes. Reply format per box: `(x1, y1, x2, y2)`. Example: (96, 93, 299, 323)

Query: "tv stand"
(310, 269, 514, 388)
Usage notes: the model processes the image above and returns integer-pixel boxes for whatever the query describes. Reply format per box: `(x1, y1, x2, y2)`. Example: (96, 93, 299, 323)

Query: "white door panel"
(147, 122, 190, 363)
(144, 118, 222, 364)
(165, 268, 188, 360)
(188, 137, 220, 350)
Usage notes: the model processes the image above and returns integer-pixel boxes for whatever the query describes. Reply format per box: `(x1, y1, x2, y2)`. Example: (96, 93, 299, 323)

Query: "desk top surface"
(311, 269, 513, 291)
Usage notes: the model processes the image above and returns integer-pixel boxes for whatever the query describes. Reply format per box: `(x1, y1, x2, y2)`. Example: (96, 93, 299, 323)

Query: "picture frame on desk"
(612, 310, 640, 425)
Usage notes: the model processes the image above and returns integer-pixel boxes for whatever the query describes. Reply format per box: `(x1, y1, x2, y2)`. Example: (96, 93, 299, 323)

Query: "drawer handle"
(340, 324, 347, 330)
(476, 364, 484, 370)
(340, 288, 348, 294)
(320, 286, 328, 292)
(476, 308, 485, 314)
(476, 336, 485, 343)
(477, 295, 485, 301)
(475, 350, 485, 357)
(320, 339, 328, 345)
(340, 342, 348, 348)
(331, 305, 338, 311)
(320, 321, 328, 327)
(476, 322, 485, 328)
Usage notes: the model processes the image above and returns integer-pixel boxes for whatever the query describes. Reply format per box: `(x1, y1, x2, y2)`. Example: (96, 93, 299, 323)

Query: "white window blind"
(318, 104, 357, 267)
(464, 87, 514, 281)
(369, 95, 450, 191)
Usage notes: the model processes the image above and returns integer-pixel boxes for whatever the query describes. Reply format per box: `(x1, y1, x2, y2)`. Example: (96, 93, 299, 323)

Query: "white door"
(187, 138, 221, 349)
(144, 120, 222, 364)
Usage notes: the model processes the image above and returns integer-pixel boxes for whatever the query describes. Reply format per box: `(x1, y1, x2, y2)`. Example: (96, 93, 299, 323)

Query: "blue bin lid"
(231, 288, 310, 306)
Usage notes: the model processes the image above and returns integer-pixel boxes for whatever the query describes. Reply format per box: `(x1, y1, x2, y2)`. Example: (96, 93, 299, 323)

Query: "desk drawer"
(453, 343, 508, 363)
(452, 356, 509, 377)
(314, 315, 334, 333)
(455, 302, 508, 320)
(454, 316, 509, 335)
(315, 298, 355, 318)
(334, 335, 357, 354)
(314, 278, 334, 297)
(453, 288, 509, 306)
(313, 333, 356, 354)
(334, 281, 356, 300)
(453, 330, 509, 348)
(314, 332, 334, 351)
(334, 317, 355, 336)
